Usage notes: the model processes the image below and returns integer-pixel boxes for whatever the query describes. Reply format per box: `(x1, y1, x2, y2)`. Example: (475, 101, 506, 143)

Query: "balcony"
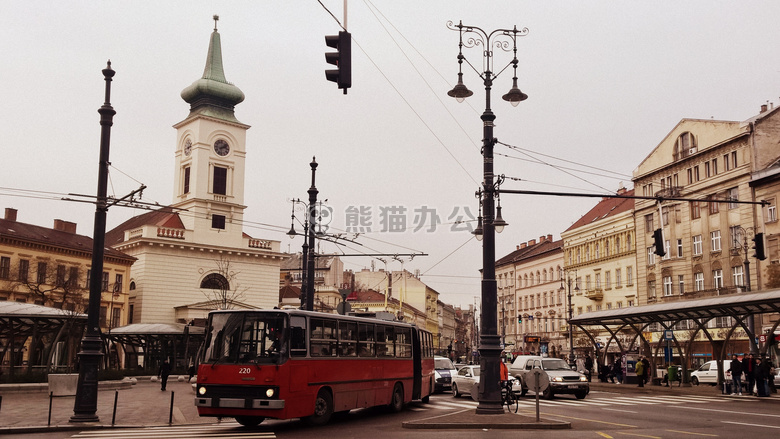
(584, 288, 603, 300)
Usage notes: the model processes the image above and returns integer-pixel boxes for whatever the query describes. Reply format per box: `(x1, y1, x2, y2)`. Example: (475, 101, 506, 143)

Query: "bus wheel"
(235, 416, 264, 427)
(389, 383, 404, 412)
(304, 389, 333, 426)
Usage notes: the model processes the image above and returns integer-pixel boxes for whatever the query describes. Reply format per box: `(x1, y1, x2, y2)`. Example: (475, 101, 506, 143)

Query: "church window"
(184, 167, 191, 194)
(212, 214, 226, 230)
(213, 166, 227, 195)
(201, 273, 229, 290)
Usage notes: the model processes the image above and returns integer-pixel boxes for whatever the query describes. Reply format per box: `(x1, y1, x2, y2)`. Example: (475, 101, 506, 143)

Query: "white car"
(690, 360, 721, 385)
(451, 365, 521, 401)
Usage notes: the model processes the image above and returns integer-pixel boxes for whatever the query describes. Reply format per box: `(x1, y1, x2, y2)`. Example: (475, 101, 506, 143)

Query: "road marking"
(602, 408, 638, 414)
(433, 400, 479, 409)
(70, 422, 276, 439)
(722, 421, 780, 429)
(665, 429, 719, 437)
(606, 397, 661, 405)
(679, 406, 780, 418)
(539, 412, 637, 427)
(615, 432, 661, 439)
(596, 433, 614, 438)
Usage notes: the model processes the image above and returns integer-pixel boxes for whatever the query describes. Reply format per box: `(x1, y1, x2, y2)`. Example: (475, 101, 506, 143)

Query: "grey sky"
(3, 1, 780, 308)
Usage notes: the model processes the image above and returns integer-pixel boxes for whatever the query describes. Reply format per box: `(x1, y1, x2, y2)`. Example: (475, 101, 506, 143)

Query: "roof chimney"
(761, 104, 768, 113)
(4, 208, 17, 222)
(547, 234, 553, 242)
(528, 239, 536, 246)
(520, 243, 527, 249)
(53, 219, 77, 234)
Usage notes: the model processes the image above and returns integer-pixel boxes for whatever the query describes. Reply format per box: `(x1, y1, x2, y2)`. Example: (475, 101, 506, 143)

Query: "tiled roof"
(0, 217, 134, 262)
(105, 207, 184, 246)
(496, 238, 563, 267)
(564, 189, 635, 232)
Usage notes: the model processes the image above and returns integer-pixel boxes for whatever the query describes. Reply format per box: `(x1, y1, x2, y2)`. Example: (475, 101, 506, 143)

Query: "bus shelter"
(106, 323, 205, 373)
(569, 289, 780, 385)
(0, 302, 86, 378)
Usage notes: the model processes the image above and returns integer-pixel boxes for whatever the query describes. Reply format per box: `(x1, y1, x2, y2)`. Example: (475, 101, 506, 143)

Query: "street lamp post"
(447, 20, 528, 414)
(735, 226, 759, 354)
(287, 158, 319, 311)
(559, 270, 579, 368)
(71, 61, 115, 423)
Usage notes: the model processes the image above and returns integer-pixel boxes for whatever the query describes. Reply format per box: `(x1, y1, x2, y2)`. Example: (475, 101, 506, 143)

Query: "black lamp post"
(447, 20, 528, 414)
(559, 270, 579, 368)
(734, 226, 759, 354)
(287, 158, 319, 311)
(70, 61, 115, 423)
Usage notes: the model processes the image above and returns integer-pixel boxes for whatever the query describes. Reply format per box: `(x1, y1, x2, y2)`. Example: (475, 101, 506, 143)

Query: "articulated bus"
(194, 309, 435, 426)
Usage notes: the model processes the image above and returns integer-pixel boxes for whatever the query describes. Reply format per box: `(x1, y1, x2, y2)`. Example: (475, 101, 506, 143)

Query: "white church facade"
(106, 20, 283, 326)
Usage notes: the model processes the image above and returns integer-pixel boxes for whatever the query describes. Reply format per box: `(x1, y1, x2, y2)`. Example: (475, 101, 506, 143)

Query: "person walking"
(641, 356, 651, 384)
(742, 353, 756, 395)
(613, 357, 623, 384)
(727, 354, 743, 395)
(635, 357, 645, 387)
(584, 353, 594, 382)
(158, 359, 172, 391)
(755, 357, 769, 397)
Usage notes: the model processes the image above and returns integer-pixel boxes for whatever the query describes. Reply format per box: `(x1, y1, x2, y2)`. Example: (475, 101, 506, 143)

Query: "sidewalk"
(0, 376, 210, 435)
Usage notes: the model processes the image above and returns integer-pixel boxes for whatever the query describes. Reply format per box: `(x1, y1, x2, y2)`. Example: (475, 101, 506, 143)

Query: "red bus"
(194, 309, 435, 426)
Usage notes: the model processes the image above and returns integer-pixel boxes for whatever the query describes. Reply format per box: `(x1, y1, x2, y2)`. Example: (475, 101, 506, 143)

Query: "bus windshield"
(204, 312, 287, 365)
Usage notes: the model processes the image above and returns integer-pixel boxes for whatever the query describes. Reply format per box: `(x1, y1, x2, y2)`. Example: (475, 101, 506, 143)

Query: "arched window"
(201, 273, 229, 290)
(543, 270, 547, 283)
(129, 281, 136, 291)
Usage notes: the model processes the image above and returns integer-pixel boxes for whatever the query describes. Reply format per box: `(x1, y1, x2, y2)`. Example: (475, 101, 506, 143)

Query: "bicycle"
(500, 380, 518, 413)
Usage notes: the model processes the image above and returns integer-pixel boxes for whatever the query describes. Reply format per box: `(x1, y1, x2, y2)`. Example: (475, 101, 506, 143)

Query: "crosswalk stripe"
(433, 400, 479, 409)
(71, 423, 275, 439)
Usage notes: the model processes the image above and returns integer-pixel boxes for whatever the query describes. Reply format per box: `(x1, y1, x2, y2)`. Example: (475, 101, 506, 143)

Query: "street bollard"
(48, 392, 53, 426)
(169, 391, 175, 424)
(112, 390, 118, 425)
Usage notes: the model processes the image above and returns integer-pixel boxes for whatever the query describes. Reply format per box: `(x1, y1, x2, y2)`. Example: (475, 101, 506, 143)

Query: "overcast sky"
(3, 1, 780, 309)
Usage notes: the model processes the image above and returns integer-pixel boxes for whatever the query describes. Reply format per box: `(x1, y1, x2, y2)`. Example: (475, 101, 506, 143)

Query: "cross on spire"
(213, 15, 219, 31)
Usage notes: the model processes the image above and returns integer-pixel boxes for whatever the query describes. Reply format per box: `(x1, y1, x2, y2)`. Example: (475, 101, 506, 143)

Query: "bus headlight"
(266, 388, 275, 398)
(198, 386, 207, 396)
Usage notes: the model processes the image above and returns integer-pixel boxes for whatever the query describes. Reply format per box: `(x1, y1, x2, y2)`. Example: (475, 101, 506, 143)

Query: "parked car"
(509, 355, 589, 399)
(691, 360, 720, 385)
(451, 365, 522, 400)
(434, 356, 457, 393)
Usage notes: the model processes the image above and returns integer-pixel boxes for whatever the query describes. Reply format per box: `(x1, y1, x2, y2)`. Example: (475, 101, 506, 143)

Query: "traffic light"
(325, 31, 351, 93)
(653, 228, 666, 257)
(518, 314, 522, 323)
(752, 232, 767, 260)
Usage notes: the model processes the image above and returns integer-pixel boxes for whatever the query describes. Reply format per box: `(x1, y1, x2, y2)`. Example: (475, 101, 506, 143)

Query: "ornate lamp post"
(71, 61, 115, 423)
(559, 270, 579, 368)
(287, 157, 319, 312)
(447, 20, 528, 414)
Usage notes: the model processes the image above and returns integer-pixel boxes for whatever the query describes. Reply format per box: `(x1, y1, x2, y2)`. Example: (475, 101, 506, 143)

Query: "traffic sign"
(525, 369, 549, 392)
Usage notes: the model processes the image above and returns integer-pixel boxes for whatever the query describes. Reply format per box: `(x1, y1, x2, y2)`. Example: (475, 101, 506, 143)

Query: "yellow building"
(561, 188, 638, 359)
(0, 207, 135, 370)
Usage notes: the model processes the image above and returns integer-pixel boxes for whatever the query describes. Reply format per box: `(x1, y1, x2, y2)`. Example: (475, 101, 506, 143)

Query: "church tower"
(172, 16, 249, 248)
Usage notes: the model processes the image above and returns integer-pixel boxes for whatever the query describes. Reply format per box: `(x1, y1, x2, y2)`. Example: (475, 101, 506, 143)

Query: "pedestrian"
(188, 363, 196, 382)
(584, 353, 594, 382)
(641, 356, 651, 384)
(727, 354, 743, 395)
(635, 357, 645, 387)
(158, 359, 172, 391)
(754, 357, 769, 397)
(742, 353, 756, 395)
(613, 357, 623, 384)
(605, 361, 615, 383)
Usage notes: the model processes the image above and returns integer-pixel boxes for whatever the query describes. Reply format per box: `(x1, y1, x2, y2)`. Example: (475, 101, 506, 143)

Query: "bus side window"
(396, 327, 412, 358)
(358, 323, 375, 357)
(339, 321, 357, 357)
(290, 316, 307, 357)
(377, 325, 394, 357)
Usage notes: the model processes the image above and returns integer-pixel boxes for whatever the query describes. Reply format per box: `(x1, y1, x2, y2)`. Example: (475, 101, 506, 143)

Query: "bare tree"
(201, 255, 248, 309)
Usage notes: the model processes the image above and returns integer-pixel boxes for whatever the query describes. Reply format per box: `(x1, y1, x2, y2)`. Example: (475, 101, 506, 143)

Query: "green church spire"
(180, 15, 245, 123)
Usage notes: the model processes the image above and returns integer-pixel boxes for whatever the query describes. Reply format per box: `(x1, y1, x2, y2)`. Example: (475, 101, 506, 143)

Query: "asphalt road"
(14, 389, 780, 439)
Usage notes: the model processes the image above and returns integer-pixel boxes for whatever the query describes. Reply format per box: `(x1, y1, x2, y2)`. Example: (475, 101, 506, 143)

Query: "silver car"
(510, 355, 589, 399)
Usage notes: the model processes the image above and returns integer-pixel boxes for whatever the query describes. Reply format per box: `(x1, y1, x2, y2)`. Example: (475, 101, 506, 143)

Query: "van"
(690, 360, 721, 385)
(434, 356, 457, 393)
(509, 355, 589, 399)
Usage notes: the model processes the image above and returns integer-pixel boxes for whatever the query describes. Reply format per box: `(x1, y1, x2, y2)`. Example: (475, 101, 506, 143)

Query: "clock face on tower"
(214, 139, 230, 156)
(184, 139, 192, 156)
